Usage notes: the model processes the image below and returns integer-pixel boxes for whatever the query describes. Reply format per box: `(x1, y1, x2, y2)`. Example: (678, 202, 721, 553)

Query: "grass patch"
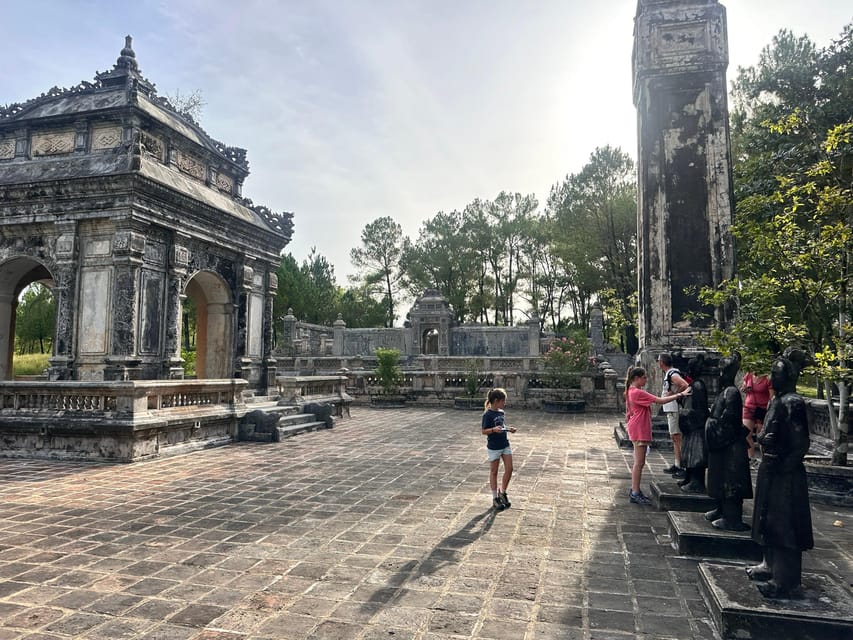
(13, 353, 50, 377)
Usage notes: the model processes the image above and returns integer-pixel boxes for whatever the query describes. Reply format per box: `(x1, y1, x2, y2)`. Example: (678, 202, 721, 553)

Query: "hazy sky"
(2, 1, 851, 282)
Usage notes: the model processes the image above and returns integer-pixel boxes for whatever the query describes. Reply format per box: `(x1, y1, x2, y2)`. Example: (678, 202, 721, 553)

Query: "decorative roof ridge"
(238, 197, 295, 238)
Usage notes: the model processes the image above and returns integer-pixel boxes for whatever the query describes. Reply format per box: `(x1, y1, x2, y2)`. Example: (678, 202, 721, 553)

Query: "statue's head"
(719, 352, 740, 386)
(686, 354, 705, 379)
(771, 348, 809, 395)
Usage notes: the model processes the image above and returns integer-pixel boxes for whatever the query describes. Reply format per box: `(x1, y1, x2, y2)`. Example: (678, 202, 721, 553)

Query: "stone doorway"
(422, 328, 439, 355)
(0, 257, 55, 380)
(184, 270, 233, 379)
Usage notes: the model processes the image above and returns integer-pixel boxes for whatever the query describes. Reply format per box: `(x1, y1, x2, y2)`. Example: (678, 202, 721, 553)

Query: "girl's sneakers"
(493, 496, 506, 511)
(499, 492, 511, 509)
(629, 490, 652, 505)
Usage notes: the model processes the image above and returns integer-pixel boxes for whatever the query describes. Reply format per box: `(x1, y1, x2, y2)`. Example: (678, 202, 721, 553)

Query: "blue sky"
(2, 1, 851, 282)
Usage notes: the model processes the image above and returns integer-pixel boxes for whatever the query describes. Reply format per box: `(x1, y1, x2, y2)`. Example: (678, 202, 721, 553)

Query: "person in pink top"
(741, 371, 771, 460)
(624, 366, 691, 504)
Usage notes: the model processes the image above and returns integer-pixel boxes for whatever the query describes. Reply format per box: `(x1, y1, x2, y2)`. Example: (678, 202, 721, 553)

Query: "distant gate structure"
(0, 37, 292, 392)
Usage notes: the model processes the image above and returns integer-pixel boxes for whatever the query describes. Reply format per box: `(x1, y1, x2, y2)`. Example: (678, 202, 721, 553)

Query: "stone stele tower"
(632, 0, 735, 362)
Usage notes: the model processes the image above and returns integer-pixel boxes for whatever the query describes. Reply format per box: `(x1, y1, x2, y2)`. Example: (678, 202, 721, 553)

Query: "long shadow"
(360, 507, 497, 612)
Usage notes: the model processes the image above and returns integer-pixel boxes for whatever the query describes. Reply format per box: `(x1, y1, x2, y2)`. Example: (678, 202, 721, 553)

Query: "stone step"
(277, 418, 329, 439)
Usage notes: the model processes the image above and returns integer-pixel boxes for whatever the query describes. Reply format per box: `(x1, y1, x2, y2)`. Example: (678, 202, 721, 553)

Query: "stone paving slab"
(0, 408, 849, 640)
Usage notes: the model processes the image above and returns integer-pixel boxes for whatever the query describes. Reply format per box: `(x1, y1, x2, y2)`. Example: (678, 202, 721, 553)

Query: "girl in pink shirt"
(624, 367, 691, 504)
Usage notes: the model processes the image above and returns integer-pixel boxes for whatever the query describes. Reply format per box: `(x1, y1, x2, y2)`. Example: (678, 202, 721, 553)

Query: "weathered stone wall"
(449, 326, 531, 357)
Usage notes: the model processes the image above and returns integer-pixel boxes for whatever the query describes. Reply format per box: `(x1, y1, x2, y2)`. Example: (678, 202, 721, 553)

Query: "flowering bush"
(543, 335, 593, 388)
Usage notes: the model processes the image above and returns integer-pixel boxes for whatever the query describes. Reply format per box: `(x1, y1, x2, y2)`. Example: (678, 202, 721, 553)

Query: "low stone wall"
(342, 369, 621, 413)
(0, 379, 248, 462)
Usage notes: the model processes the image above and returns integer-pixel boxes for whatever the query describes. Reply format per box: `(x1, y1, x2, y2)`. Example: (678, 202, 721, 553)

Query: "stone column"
(105, 230, 145, 380)
(262, 271, 278, 392)
(0, 292, 14, 380)
(333, 314, 346, 356)
(633, 0, 735, 358)
(234, 264, 253, 379)
(528, 314, 541, 356)
(48, 227, 78, 381)
(163, 243, 189, 379)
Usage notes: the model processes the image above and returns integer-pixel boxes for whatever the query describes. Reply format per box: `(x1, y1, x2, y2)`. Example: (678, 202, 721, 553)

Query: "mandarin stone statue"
(678, 355, 709, 493)
(747, 348, 814, 599)
(704, 353, 752, 531)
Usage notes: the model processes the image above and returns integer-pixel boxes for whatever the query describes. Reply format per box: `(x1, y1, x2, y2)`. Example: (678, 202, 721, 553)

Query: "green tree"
(275, 249, 341, 326)
(400, 210, 478, 322)
(546, 146, 637, 338)
(337, 285, 387, 328)
(350, 217, 406, 327)
(702, 23, 853, 465)
(15, 283, 55, 354)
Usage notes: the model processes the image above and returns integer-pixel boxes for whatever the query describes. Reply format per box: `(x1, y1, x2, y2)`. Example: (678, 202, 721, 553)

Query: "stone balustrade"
(275, 375, 352, 417)
(0, 379, 248, 462)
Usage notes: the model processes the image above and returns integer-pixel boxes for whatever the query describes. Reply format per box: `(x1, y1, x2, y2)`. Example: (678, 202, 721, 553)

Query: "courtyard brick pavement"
(0, 408, 850, 640)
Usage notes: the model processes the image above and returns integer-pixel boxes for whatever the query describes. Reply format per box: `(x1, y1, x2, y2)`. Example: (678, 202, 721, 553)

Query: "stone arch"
(184, 270, 233, 379)
(0, 257, 56, 380)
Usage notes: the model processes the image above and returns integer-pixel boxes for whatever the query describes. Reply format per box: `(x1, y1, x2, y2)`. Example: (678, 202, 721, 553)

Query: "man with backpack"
(658, 353, 689, 477)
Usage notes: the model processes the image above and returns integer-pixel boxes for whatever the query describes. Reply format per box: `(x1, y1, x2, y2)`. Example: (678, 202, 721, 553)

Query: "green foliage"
(15, 283, 55, 354)
(542, 332, 592, 388)
(374, 348, 402, 395)
(181, 348, 197, 378)
(12, 353, 49, 377)
(545, 146, 637, 336)
(463, 359, 483, 398)
(703, 22, 852, 464)
(275, 249, 342, 326)
(350, 217, 406, 327)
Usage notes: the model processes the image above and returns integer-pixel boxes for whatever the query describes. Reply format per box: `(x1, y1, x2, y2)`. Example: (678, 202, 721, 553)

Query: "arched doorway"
(0, 257, 55, 380)
(183, 270, 233, 379)
(422, 328, 439, 355)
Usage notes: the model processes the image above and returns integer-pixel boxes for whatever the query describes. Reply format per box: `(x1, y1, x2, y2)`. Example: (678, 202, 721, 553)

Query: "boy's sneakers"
(493, 496, 506, 511)
(672, 467, 687, 479)
(663, 464, 680, 474)
(629, 490, 652, 505)
(499, 491, 511, 509)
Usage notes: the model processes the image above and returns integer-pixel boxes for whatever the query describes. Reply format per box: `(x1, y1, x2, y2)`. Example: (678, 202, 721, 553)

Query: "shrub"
(543, 334, 593, 388)
(12, 353, 50, 377)
(374, 348, 402, 395)
(463, 359, 483, 398)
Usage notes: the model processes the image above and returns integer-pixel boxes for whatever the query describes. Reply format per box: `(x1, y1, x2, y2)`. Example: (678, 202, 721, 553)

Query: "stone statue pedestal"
(667, 511, 762, 561)
(698, 563, 853, 639)
(649, 481, 716, 512)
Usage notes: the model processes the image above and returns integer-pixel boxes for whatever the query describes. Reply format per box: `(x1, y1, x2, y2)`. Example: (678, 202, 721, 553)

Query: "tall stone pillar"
(48, 227, 78, 381)
(633, 0, 735, 363)
(163, 242, 189, 379)
(262, 271, 278, 392)
(105, 230, 145, 380)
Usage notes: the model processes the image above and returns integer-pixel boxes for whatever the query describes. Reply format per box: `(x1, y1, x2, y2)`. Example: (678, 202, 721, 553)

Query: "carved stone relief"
(176, 150, 206, 180)
(91, 125, 123, 150)
(31, 131, 75, 156)
(0, 138, 14, 160)
(215, 172, 234, 193)
(140, 131, 165, 161)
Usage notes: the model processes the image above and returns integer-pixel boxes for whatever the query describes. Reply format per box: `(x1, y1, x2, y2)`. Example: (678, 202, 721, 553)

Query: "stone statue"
(704, 353, 752, 531)
(677, 355, 709, 493)
(747, 348, 814, 598)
